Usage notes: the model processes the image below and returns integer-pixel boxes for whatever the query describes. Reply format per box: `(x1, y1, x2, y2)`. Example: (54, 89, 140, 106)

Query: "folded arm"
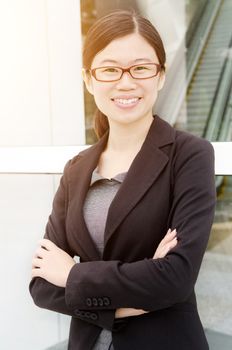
(63, 139, 216, 313)
(29, 138, 216, 326)
(29, 160, 116, 330)
(31, 228, 177, 318)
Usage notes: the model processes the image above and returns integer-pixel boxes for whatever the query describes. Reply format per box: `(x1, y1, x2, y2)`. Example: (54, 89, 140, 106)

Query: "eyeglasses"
(87, 63, 162, 82)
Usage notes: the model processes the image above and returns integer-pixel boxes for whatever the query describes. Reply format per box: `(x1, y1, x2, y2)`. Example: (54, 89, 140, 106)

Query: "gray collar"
(90, 168, 127, 186)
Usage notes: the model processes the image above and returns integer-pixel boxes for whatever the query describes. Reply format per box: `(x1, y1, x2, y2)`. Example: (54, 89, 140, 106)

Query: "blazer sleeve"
(29, 159, 115, 330)
(64, 136, 216, 312)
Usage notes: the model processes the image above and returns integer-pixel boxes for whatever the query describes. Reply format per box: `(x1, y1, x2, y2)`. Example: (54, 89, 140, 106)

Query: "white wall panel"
(0, 0, 51, 146)
(0, 174, 58, 350)
(0, 0, 85, 147)
(46, 0, 85, 145)
(0, 0, 84, 348)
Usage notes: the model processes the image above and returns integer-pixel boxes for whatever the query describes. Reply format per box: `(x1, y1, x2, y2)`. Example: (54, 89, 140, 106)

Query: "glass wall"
(196, 176, 232, 341)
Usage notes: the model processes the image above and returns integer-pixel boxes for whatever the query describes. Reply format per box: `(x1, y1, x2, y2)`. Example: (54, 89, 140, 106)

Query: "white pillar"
(0, 1, 84, 349)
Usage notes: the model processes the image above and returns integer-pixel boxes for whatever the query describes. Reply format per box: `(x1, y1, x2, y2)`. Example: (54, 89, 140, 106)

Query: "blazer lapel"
(67, 132, 108, 261)
(104, 115, 175, 248)
(67, 115, 175, 261)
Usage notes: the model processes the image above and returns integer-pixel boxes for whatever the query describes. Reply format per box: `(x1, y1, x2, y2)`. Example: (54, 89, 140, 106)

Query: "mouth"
(111, 97, 141, 108)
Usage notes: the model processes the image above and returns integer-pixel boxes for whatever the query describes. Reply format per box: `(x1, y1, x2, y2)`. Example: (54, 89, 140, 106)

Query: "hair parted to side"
(83, 9, 166, 139)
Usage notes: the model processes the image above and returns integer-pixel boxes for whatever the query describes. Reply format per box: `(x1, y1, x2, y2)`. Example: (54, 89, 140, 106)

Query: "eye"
(102, 67, 120, 73)
(134, 65, 149, 71)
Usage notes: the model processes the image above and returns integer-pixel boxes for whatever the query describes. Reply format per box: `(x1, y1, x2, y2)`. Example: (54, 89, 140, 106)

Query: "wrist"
(64, 261, 76, 287)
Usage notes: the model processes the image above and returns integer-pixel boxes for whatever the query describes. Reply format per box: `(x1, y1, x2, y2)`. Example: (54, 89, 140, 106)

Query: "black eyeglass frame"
(87, 63, 163, 82)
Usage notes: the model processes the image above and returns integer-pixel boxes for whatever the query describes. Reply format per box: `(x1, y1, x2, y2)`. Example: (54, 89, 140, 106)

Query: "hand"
(115, 307, 148, 318)
(153, 228, 177, 259)
(31, 239, 76, 287)
(115, 229, 178, 318)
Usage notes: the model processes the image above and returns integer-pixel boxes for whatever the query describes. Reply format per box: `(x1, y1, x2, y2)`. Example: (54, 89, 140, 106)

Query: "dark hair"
(83, 9, 166, 139)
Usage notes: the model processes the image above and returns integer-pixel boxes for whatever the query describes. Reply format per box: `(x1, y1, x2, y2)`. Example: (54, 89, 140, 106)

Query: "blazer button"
(97, 297, 104, 307)
(103, 297, 111, 306)
(86, 297, 92, 307)
(85, 311, 91, 318)
(74, 309, 81, 316)
(90, 312, 98, 320)
(92, 297, 98, 306)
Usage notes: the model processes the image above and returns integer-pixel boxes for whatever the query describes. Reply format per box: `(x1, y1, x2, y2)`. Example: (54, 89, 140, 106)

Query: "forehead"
(91, 32, 158, 67)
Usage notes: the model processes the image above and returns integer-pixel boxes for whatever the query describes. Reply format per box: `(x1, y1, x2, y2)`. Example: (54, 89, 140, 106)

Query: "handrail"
(170, 0, 222, 126)
(204, 46, 232, 141)
(185, 0, 208, 48)
(218, 85, 232, 142)
(186, 0, 223, 89)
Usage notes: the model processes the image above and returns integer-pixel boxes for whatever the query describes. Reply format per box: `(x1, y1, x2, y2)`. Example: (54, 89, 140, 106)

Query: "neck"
(106, 115, 154, 153)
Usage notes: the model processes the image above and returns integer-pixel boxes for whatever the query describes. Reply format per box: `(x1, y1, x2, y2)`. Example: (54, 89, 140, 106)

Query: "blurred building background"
(0, 0, 231, 349)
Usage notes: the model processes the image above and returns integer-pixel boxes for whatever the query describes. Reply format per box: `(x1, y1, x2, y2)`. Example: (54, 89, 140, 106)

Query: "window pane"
(196, 175, 232, 347)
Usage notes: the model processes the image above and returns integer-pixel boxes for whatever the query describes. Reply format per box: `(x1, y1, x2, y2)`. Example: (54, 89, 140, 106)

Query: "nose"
(116, 71, 137, 90)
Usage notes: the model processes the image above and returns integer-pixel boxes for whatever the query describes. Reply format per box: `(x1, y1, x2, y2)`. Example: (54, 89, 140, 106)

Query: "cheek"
(92, 84, 111, 106)
(93, 83, 109, 101)
(144, 81, 159, 100)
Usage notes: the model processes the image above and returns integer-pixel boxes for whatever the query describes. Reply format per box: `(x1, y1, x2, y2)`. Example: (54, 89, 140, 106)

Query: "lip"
(111, 95, 142, 109)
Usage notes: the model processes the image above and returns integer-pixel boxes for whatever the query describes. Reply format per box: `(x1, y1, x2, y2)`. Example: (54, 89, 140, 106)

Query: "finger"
(159, 246, 173, 259)
(162, 228, 172, 242)
(39, 239, 56, 251)
(31, 267, 43, 279)
(165, 237, 178, 253)
(160, 246, 170, 258)
(161, 229, 176, 246)
(34, 246, 47, 258)
(153, 246, 167, 259)
(32, 257, 43, 268)
(169, 237, 178, 248)
(153, 235, 178, 259)
(165, 229, 177, 240)
(168, 228, 177, 236)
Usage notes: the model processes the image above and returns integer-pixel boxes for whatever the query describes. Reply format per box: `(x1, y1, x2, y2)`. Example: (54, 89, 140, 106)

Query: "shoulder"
(153, 115, 214, 161)
(61, 150, 86, 172)
(61, 137, 105, 176)
(152, 115, 214, 157)
(174, 128, 214, 156)
(170, 128, 215, 178)
(55, 146, 92, 178)
(154, 116, 215, 174)
(68, 143, 98, 165)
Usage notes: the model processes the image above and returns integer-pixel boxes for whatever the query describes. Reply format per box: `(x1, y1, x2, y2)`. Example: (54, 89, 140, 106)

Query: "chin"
(112, 115, 148, 126)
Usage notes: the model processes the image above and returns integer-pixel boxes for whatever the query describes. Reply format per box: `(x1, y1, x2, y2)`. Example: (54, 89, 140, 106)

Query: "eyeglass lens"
(94, 64, 159, 81)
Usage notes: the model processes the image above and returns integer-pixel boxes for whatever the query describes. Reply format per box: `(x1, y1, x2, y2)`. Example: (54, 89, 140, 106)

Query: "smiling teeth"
(114, 98, 139, 105)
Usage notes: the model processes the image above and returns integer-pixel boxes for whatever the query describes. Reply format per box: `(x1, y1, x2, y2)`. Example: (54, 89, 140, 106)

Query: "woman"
(29, 9, 216, 350)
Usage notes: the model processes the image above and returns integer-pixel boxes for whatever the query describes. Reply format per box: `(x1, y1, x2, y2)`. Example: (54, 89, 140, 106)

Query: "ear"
(82, 68, 94, 95)
(157, 71, 166, 91)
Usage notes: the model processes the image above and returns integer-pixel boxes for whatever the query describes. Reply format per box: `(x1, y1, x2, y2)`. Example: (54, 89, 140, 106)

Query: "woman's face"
(83, 32, 165, 127)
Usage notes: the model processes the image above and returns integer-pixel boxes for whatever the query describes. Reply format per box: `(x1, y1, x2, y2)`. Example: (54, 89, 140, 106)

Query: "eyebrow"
(98, 58, 154, 65)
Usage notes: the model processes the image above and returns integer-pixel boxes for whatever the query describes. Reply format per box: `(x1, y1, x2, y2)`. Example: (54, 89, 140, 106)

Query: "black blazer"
(29, 115, 216, 350)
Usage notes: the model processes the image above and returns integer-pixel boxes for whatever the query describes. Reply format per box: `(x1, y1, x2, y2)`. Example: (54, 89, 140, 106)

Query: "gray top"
(83, 168, 127, 350)
(83, 169, 127, 256)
